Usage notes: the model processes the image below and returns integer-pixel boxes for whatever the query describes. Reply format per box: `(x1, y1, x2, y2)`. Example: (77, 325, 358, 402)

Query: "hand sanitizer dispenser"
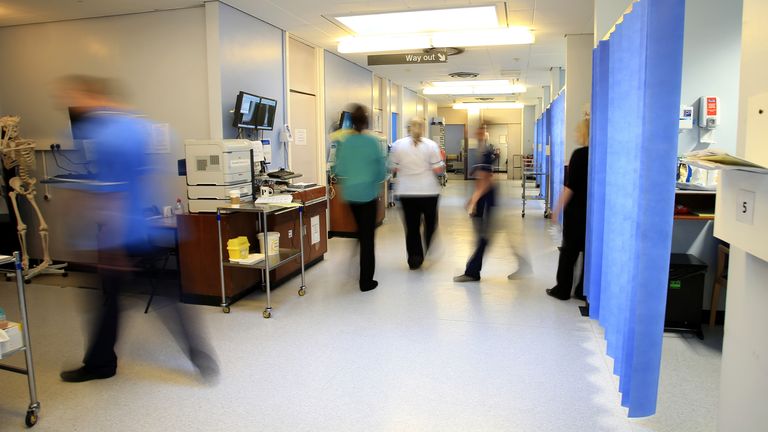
(699, 96, 720, 129)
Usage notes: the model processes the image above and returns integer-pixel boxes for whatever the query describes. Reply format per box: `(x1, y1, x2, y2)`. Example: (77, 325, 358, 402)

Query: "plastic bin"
(226, 236, 250, 260)
(665, 253, 708, 338)
(257, 232, 280, 264)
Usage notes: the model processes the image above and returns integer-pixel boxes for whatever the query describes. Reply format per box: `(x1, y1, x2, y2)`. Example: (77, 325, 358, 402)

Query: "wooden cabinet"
(177, 186, 328, 306)
(328, 181, 386, 237)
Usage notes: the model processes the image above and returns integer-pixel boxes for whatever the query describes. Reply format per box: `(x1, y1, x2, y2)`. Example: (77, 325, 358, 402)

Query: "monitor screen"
(256, 97, 277, 130)
(339, 111, 353, 130)
(233, 91, 261, 128)
(69, 107, 89, 140)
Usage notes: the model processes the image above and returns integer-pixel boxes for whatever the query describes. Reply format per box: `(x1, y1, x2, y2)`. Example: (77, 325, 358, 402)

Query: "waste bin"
(665, 253, 708, 339)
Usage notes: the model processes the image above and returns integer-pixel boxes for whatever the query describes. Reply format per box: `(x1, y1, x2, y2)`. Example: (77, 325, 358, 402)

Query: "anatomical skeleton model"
(1, 115, 66, 279)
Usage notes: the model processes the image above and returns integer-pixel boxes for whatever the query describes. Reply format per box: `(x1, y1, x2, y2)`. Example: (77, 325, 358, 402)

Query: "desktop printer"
(185, 139, 257, 212)
(185, 139, 252, 185)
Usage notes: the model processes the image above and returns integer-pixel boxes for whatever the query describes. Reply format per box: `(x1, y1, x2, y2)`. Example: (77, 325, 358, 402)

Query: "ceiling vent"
(448, 71, 479, 79)
(500, 69, 521, 78)
(424, 47, 465, 56)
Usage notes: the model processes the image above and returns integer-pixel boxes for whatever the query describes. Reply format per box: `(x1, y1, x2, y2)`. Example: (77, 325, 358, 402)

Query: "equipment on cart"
(0, 252, 41, 427)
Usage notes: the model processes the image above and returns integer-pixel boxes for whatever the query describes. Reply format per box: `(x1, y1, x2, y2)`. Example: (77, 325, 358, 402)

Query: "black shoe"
(360, 280, 379, 292)
(546, 288, 570, 301)
(60, 366, 116, 383)
(408, 256, 424, 270)
(573, 293, 587, 302)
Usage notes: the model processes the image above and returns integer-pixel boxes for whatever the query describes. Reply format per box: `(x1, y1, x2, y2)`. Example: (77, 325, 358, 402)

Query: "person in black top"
(454, 126, 497, 282)
(547, 116, 590, 300)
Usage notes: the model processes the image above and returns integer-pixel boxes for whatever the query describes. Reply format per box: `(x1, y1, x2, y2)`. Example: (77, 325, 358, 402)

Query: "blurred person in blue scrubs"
(55, 75, 217, 382)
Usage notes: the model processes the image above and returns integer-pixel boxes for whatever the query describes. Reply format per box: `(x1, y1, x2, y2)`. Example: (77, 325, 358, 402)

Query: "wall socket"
(288, 229, 293, 238)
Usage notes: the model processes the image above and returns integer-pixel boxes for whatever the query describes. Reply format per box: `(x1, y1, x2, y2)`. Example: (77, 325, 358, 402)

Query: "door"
(289, 91, 318, 183)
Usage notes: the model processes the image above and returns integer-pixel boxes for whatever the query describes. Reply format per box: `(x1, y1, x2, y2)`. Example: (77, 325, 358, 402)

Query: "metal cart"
(0, 252, 41, 427)
(521, 158, 550, 218)
(215, 203, 307, 318)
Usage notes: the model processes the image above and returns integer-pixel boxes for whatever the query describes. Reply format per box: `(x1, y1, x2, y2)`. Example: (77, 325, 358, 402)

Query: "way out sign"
(368, 51, 447, 66)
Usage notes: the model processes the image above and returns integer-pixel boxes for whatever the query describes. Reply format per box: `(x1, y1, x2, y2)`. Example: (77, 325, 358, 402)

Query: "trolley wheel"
(522, 213, 525, 218)
(24, 279, 31, 284)
(298, 286, 306, 296)
(4, 275, 10, 282)
(62, 272, 68, 278)
(263, 309, 272, 319)
(222, 306, 231, 314)
(25, 410, 38, 427)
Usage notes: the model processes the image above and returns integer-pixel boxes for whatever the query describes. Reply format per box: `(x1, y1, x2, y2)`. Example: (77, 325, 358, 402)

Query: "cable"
(49, 151, 80, 174)
(55, 149, 90, 168)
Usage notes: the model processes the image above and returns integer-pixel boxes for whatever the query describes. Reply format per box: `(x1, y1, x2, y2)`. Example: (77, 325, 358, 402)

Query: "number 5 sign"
(736, 189, 756, 225)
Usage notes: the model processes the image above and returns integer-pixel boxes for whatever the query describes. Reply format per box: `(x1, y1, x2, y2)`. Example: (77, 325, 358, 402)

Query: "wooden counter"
(328, 181, 386, 237)
(177, 186, 328, 306)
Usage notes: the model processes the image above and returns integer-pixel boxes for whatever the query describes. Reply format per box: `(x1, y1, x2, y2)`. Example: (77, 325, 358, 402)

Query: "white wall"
(0, 7, 209, 263)
(594, 0, 632, 45)
(522, 105, 536, 155)
(212, 2, 287, 168)
(565, 34, 594, 160)
(678, 0, 743, 156)
(401, 88, 420, 136)
(718, 0, 768, 430)
(323, 51, 373, 137)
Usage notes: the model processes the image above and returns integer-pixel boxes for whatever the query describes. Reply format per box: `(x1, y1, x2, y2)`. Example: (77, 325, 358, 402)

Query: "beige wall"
(438, 107, 468, 125)
(0, 7, 209, 263)
(481, 108, 523, 125)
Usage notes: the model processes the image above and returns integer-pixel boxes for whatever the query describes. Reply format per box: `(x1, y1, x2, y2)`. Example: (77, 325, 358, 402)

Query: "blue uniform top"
(334, 132, 387, 203)
(79, 109, 153, 250)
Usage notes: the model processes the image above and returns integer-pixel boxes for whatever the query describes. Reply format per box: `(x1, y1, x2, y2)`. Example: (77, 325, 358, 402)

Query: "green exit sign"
(670, 280, 682, 289)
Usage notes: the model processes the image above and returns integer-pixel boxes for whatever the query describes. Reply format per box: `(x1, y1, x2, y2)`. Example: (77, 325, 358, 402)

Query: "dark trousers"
(465, 200, 493, 278)
(84, 246, 206, 371)
(349, 199, 378, 289)
(399, 196, 439, 268)
(552, 213, 586, 298)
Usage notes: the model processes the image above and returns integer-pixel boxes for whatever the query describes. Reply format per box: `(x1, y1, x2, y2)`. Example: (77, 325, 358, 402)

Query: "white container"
(256, 232, 280, 264)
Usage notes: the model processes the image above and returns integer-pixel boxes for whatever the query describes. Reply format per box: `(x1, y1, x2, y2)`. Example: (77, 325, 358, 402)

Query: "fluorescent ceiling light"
(424, 82, 527, 95)
(431, 80, 509, 87)
(338, 34, 432, 53)
(453, 102, 525, 110)
(432, 28, 534, 47)
(335, 6, 499, 36)
(423, 86, 474, 95)
(337, 27, 534, 54)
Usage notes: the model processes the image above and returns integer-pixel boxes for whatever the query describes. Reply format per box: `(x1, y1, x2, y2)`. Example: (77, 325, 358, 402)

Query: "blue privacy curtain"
(549, 91, 565, 221)
(584, 0, 685, 418)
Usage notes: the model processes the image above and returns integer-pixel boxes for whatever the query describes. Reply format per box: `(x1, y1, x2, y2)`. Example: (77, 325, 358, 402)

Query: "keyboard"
(267, 169, 296, 179)
(255, 194, 294, 204)
(55, 173, 97, 180)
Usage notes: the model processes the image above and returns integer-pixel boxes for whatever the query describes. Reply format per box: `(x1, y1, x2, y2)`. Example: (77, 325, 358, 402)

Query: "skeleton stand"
(1, 116, 67, 281)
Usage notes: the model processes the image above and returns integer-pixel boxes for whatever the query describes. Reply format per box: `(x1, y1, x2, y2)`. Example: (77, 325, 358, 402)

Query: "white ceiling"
(0, 0, 594, 105)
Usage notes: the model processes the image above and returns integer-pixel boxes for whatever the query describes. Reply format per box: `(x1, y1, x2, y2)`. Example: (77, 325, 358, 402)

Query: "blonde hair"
(576, 116, 590, 147)
(408, 118, 424, 145)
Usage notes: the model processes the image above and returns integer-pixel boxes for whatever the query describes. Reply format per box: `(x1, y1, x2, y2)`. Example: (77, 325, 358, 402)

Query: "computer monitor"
(339, 111, 353, 130)
(233, 91, 261, 128)
(255, 97, 277, 130)
(68, 107, 89, 140)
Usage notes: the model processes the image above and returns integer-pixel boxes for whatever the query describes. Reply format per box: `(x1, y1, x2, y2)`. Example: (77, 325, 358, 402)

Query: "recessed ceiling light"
(453, 102, 525, 110)
(423, 81, 527, 95)
(337, 27, 534, 53)
(335, 6, 499, 36)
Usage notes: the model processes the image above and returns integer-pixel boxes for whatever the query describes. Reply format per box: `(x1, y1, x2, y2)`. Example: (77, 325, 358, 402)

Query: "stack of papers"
(230, 253, 265, 265)
(682, 150, 768, 173)
(256, 194, 294, 204)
